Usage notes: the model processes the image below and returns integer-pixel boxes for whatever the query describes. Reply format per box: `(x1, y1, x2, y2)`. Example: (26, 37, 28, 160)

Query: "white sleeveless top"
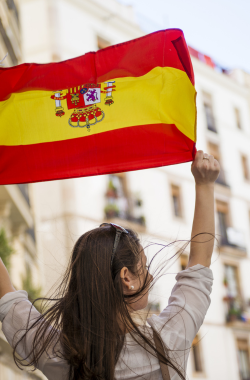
(0, 264, 213, 380)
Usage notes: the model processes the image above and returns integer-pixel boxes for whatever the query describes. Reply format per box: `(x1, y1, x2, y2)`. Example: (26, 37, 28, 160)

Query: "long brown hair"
(13, 225, 187, 379)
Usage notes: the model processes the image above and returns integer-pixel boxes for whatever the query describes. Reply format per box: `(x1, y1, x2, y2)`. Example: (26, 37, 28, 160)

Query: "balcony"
(104, 204, 146, 232)
(221, 227, 245, 249)
(224, 297, 245, 323)
(104, 204, 145, 226)
(220, 227, 246, 257)
(223, 295, 250, 329)
(104, 177, 146, 230)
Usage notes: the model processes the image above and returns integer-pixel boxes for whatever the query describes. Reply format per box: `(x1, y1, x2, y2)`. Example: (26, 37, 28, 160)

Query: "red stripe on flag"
(0, 29, 194, 101)
(0, 124, 196, 185)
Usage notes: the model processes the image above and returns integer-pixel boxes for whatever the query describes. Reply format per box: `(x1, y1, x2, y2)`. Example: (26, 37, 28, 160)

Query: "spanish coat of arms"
(51, 81, 116, 131)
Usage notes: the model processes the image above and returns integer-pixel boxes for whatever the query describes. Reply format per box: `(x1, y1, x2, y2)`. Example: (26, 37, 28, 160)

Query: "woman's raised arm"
(0, 258, 15, 299)
(187, 150, 220, 268)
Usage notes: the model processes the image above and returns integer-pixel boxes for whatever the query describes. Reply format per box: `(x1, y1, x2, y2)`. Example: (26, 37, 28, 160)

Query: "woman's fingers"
(191, 150, 220, 185)
(194, 150, 204, 164)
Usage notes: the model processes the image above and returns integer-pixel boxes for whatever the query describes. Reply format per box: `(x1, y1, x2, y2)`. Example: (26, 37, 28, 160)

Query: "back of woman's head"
(61, 226, 142, 379)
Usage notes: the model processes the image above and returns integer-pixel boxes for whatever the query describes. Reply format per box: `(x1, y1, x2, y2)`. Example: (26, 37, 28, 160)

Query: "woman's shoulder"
(147, 264, 214, 348)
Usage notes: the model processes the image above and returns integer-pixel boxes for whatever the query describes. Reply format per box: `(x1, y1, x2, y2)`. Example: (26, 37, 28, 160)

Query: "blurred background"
(0, 0, 250, 379)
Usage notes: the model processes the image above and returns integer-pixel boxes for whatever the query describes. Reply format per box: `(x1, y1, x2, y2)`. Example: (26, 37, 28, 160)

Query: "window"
(216, 200, 229, 245)
(241, 155, 250, 181)
(105, 174, 145, 225)
(224, 265, 240, 299)
(105, 173, 129, 219)
(171, 184, 182, 217)
(203, 92, 217, 132)
(237, 339, 250, 380)
(192, 335, 204, 373)
(216, 201, 245, 250)
(235, 108, 242, 130)
(224, 264, 242, 322)
(207, 142, 227, 186)
(97, 36, 110, 50)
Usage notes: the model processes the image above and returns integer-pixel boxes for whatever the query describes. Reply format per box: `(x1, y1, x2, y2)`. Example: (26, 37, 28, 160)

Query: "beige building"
(1, 0, 250, 379)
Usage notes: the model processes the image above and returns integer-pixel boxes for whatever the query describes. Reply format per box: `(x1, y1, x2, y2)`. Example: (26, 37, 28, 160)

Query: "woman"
(0, 150, 219, 380)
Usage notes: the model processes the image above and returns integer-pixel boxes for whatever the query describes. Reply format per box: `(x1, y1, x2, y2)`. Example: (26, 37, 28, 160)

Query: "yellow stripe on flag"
(0, 67, 196, 146)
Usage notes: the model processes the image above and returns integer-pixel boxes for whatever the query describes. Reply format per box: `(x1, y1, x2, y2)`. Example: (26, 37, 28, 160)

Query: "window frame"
(202, 91, 217, 133)
(224, 263, 241, 299)
(222, 259, 244, 323)
(216, 200, 231, 245)
(241, 154, 250, 181)
(235, 336, 250, 380)
(235, 107, 242, 130)
(170, 184, 183, 219)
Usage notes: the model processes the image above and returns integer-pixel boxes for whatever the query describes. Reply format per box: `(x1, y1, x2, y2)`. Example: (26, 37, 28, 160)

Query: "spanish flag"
(0, 29, 196, 185)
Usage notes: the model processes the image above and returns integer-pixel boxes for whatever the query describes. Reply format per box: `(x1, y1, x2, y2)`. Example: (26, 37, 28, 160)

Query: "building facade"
(2, 0, 250, 379)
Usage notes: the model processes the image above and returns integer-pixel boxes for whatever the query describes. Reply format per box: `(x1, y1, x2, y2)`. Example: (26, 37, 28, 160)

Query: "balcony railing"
(104, 183, 146, 227)
(224, 298, 244, 323)
(104, 204, 146, 227)
(223, 295, 250, 324)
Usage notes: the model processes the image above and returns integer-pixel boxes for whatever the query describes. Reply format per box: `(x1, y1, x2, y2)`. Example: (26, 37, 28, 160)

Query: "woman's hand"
(0, 258, 15, 299)
(191, 150, 220, 186)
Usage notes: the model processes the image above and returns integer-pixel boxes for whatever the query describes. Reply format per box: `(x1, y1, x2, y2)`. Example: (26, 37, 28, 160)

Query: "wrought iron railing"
(220, 227, 246, 250)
